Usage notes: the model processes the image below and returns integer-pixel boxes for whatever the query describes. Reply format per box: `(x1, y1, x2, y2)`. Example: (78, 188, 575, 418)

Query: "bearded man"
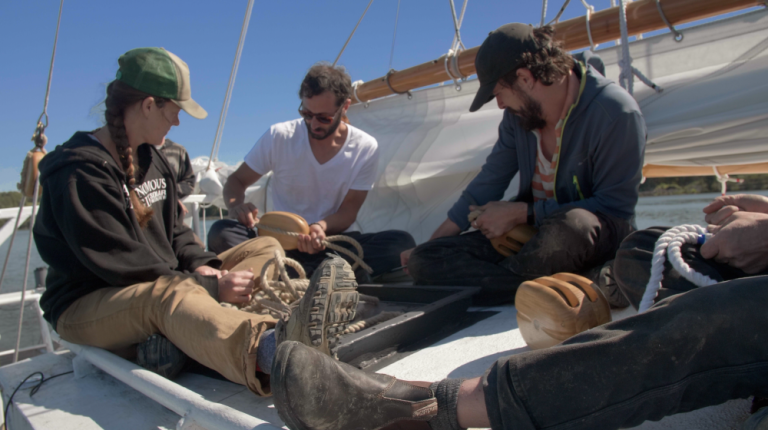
(208, 63, 414, 282)
(402, 23, 647, 305)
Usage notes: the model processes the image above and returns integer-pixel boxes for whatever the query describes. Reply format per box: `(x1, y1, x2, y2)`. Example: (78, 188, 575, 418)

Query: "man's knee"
(544, 208, 600, 239)
(208, 219, 247, 254)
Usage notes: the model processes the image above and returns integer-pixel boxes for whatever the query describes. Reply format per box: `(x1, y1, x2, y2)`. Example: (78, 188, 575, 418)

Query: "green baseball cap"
(116, 47, 207, 119)
(469, 23, 539, 112)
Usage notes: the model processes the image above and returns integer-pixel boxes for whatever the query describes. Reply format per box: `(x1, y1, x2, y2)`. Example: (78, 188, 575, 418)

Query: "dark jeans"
(484, 275, 768, 430)
(207, 219, 415, 279)
(613, 226, 762, 309)
(408, 208, 633, 305)
(482, 226, 768, 429)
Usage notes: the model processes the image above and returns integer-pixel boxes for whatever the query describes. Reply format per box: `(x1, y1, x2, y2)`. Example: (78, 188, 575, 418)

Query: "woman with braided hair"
(32, 48, 360, 396)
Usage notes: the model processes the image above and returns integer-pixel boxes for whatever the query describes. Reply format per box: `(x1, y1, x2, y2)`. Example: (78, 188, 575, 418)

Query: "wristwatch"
(527, 202, 535, 226)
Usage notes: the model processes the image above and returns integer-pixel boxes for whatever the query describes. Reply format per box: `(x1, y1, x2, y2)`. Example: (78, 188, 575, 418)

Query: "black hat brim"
(470, 80, 497, 112)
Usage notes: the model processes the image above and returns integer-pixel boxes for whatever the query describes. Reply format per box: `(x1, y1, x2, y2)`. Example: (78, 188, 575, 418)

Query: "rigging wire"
(38, 0, 64, 128)
(449, 0, 469, 51)
(389, 0, 401, 70)
(448, 0, 467, 50)
(540, 0, 548, 27)
(207, 0, 255, 170)
(546, 0, 572, 26)
(332, 0, 375, 67)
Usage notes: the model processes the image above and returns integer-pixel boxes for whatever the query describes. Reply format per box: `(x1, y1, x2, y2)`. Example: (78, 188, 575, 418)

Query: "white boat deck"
(0, 305, 752, 430)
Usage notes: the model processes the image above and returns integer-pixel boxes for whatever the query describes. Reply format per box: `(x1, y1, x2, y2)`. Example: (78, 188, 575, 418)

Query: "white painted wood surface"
(0, 306, 752, 429)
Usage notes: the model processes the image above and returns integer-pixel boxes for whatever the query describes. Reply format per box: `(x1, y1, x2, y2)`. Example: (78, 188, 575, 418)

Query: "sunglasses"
(298, 103, 343, 125)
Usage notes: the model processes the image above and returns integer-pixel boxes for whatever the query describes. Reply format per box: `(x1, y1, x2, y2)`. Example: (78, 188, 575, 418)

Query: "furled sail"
(192, 10, 768, 243)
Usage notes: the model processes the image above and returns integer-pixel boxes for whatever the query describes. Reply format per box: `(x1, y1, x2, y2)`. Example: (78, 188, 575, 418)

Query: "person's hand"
(400, 248, 414, 274)
(229, 203, 260, 228)
(218, 269, 255, 304)
(178, 200, 189, 216)
(700, 211, 768, 274)
(194, 265, 222, 278)
(469, 201, 527, 239)
(297, 223, 326, 254)
(704, 194, 768, 219)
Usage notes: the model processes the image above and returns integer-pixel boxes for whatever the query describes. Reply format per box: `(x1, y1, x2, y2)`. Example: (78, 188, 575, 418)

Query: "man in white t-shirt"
(208, 63, 415, 282)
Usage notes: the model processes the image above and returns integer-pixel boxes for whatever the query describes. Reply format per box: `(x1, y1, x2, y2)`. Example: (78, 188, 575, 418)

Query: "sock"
(256, 329, 276, 374)
(428, 378, 465, 430)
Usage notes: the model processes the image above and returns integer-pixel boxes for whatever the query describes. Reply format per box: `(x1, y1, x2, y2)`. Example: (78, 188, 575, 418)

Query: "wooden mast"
(351, 0, 762, 105)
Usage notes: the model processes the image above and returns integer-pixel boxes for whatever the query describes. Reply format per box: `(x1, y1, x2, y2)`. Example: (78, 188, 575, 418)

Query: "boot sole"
(309, 257, 359, 355)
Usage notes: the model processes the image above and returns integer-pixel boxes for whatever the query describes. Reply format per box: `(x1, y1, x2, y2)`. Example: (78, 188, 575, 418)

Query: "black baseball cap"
(469, 23, 540, 112)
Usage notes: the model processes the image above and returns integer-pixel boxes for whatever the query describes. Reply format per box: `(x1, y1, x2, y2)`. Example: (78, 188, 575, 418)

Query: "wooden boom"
(351, 0, 762, 105)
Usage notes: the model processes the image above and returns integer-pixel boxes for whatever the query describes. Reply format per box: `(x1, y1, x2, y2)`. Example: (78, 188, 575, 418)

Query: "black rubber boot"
(136, 334, 188, 380)
(272, 341, 438, 430)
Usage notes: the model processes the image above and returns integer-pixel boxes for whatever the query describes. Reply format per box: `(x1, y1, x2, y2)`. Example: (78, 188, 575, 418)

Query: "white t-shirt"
(244, 119, 379, 224)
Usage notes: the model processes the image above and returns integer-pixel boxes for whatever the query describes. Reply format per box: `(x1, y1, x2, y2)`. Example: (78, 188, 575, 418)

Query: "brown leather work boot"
(272, 341, 438, 430)
(275, 254, 359, 357)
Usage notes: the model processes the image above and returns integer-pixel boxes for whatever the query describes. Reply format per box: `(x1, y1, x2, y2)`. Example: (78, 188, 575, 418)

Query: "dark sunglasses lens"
(315, 115, 332, 124)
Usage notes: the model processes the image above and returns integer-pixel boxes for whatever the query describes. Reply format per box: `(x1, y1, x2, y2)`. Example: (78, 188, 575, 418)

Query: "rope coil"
(254, 222, 373, 274)
(639, 224, 716, 312)
(227, 251, 402, 334)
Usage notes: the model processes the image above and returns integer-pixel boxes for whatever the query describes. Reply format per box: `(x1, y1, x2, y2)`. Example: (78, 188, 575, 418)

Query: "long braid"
(104, 81, 155, 227)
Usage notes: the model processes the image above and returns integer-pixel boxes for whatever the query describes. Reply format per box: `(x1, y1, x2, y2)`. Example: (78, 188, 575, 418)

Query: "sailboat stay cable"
(37, 0, 64, 129)
(546, 0, 572, 26)
(207, 0, 256, 170)
(13, 177, 42, 363)
(541, 0, 549, 27)
(449, 0, 469, 51)
(332, 0, 375, 67)
(389, 0, 401, 70)
(448, 0, 467, 50)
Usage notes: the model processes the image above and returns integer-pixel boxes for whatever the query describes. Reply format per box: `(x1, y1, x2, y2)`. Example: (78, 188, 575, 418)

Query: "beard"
(509, 85, 547, 132)
(306, 113, 343, 140)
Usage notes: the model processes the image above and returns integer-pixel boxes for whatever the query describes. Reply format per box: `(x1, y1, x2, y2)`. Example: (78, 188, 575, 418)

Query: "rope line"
(448, 0, 467, 51)
(639, 224, 716, 312)
(342, 311, 403, 334)
(580, 0, 598, 51)
(617, 0, 634, 95)
(254, 222, 373, 274)
(546, 0, 572, 26)
(332, 0, 375, 67)
(13, 177, 42, 363)
(36, 0, 64, 129)
(654, 0, 684, 42)
(207, 0, 255, 170)
(389, 0, 401, 70)
(0, 196, 28, 296)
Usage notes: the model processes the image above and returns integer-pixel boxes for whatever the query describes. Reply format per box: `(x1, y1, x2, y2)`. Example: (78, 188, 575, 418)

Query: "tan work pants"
(56, 236, 282, 396)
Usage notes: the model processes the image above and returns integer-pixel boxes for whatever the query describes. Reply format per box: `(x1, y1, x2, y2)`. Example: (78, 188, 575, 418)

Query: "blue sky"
(0, 1, 754, 191)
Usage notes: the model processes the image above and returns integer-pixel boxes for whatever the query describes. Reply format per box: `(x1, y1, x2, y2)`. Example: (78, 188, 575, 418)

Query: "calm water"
(2, 190, 767, 350)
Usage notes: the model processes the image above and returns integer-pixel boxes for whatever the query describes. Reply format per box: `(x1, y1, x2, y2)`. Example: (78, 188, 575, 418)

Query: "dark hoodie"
(34, 132, 221, 327)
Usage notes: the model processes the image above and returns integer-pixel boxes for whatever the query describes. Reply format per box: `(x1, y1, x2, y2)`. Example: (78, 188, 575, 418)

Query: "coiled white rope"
(639, 224, 716, 312)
